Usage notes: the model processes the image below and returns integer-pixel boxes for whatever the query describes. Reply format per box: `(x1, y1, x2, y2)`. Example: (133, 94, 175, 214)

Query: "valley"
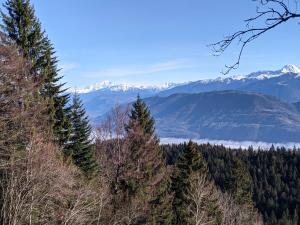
(80, 65, 300, 144)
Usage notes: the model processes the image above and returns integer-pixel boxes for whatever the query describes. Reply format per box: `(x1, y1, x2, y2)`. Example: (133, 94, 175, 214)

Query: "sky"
(1, 0, 300, 88)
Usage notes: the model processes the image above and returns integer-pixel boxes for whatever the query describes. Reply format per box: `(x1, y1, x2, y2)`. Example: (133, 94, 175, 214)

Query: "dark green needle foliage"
(1, 0, 45, 71)
(1, 0, 72, 149)
(123, 96, 173, 225)
(171, 141, 207, 225)
(230, 157, 253, 206)
(41, 38, 72, 146)
(126, 95, 155, 136)
(67, 93, 98, 177)
(163, 143, 300, 225)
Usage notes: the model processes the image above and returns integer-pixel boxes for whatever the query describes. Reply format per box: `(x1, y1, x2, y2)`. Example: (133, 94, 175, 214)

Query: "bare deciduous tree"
(187, 173, 264, 225)
(186, 174, 219, 225)
(210, 0, 300, 74)
(0, 41, 45, 162)
(218, 193, 264, 225)
(96, 105, 172, 225)
(1, 134, 109, 225)
(0, 40, 109, 225)
(95, 105, 130, 189)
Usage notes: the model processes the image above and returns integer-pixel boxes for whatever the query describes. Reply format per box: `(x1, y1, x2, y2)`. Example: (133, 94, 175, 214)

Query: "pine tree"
(171, 141, 207, 225)
(126, 95, 155, 135)
(41, 38, 72, 146)
(1, 0, 72, 148)
(149, 177, 173, 225)
(53, 92, 72, 147)
(117, 96, 173, 224)
(67, 93, 98, 177)
(1, 0, 45, 77)
(231, 158, 253, 206)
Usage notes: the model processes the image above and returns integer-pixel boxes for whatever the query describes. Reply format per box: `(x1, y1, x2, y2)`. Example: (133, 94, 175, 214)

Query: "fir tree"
(126, 95, 155, 135)
(53, 92, 72, 147)
(149, 177, 173, 225)
(41, 38, 72, 146)
(1, 0, 72, 149)
(118, 96, 173, 224)
(171, 141, 207, 225)
(230, 158, 253, 206)
(1, 0, 45, 77)
(67, 93, 98, 177)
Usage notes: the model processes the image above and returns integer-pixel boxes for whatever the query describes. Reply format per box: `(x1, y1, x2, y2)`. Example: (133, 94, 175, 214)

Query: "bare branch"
(209, 0, 300, 74)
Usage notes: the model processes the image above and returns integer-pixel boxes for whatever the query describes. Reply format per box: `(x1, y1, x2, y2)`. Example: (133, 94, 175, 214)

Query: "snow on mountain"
(281, 64, 300, 74)
(74, 81, 180, 94)
(189, 65, 300, 85)
(71, 64, 300, 94)
(74, 81, 113, 93)
(229, 64, 300, 81)
(158, 65, 300, 103)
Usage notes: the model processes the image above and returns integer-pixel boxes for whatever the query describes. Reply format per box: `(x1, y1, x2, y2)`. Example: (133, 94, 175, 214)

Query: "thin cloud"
(86, 58, 197, 78)
(59, 63, 77, 73)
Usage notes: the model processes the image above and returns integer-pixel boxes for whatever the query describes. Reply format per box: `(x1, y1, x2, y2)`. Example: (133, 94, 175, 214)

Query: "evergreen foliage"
(119, 96, 173, 224)
(40, 38, 72, 146)
(1, 0, 72, 149)
(0, 1, 298, 224)
(67, 93, 98, 177)
(163, 143, 300, 225)
(231, 157, 253, 206)
(171, 141, 207, 225)
(126, 95, 155, 136)
(149, 179, 173, 225)
(1, 0, 45, 70)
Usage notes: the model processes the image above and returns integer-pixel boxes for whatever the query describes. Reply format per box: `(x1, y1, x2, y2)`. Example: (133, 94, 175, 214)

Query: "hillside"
(78, 82, 177, 118)
(81, 65, 300, 120)
(80, 88, 158, 118)
(143, 91, 300, 142)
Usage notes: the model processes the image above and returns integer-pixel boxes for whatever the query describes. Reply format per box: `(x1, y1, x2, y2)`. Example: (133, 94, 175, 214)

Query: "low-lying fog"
(160, 138, 300, 150)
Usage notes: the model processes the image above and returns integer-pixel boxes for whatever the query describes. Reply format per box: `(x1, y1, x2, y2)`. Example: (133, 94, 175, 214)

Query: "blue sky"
(1, 0, 300, 88)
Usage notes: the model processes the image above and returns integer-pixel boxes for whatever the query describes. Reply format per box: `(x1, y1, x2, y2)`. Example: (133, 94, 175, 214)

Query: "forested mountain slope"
(142, 91, 300, 142)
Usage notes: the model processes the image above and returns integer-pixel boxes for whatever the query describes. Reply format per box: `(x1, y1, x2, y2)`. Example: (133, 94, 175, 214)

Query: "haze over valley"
(1, 0, 300, 224)
(79, 64, 300, 144)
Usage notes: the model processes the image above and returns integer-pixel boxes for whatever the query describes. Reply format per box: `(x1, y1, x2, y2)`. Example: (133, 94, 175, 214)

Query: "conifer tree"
(118, 96, 173, 224)
(149, 177, 173, 225)
(1, 0, 72, 148)
(231, 158, 253, 206)
(41, 38, 72, 146)
(126, 95, 155, 135)
(67, 93, 98, 177)
(1, 0, 45, 69)
(171, 141, 207, 225)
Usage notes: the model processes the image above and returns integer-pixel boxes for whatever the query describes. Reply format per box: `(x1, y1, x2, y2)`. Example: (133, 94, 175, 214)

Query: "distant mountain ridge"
(158, 64, 300, 103)
(80, 65, 300, 143)
(79, 88, 159, 118)
(76, 81, 181, 118)
(76, 64, 300, 94)
(73, 80, 180, 94)
(143, 91, 300, 142)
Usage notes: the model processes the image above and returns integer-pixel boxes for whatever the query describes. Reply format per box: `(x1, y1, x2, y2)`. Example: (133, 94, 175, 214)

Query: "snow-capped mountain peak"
(281, 64, 300, 74)
(71, 64, 300, 94)
(74, 81, 179, 94)
(229, 64, 300, 81)
(73, 80, 113, 93)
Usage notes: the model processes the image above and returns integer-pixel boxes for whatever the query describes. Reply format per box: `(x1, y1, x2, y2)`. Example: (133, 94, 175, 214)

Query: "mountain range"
(144, 91, 300, 142)
(78, 64, 300, 142)
(158, 64, 300, 103)
(78, 82, 175, 118)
